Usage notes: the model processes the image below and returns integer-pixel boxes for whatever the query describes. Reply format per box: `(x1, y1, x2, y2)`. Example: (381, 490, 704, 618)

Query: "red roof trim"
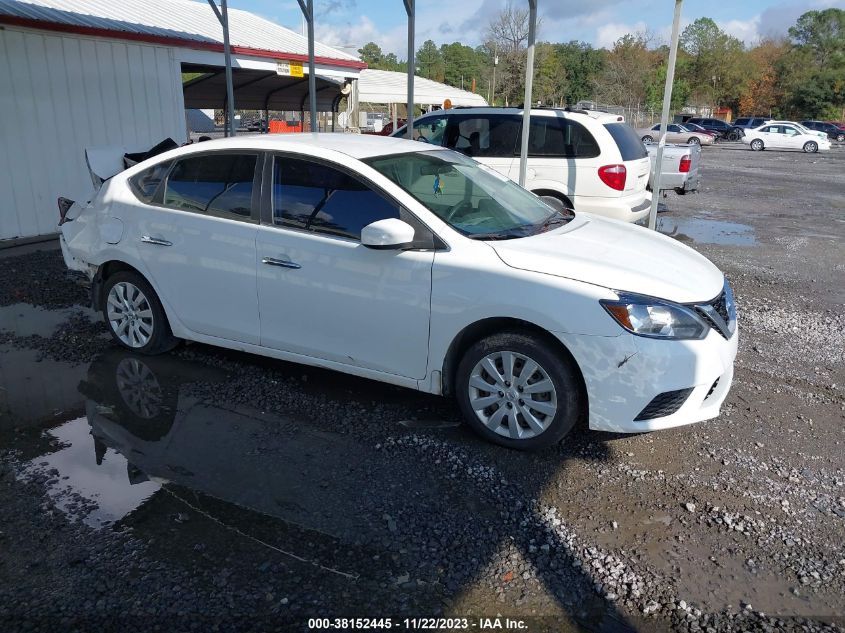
(0, 14, 367, 70)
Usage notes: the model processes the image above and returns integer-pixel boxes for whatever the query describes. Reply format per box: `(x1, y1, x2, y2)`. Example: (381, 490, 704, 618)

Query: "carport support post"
(647, 0, 683, 230)
(207, 0, 236, 136)
(296, 0, 317, 132)
(404, 0, 415, 139)
(517, 0, 537, 187)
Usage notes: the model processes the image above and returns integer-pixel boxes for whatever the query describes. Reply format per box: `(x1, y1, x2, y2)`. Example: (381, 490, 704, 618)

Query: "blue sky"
(234, 0, 845, 55)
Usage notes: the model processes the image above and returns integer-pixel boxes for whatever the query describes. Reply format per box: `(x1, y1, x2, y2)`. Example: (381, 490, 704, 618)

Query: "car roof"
(416, 106, 608, 123)
(177, 133, 437, 160)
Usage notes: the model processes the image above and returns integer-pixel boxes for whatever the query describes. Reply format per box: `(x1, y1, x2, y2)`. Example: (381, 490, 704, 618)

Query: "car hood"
(488, 214, 724, 304)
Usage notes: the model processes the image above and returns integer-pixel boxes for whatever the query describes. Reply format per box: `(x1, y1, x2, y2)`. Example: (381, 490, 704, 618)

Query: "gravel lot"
(1, 144, 843, 633)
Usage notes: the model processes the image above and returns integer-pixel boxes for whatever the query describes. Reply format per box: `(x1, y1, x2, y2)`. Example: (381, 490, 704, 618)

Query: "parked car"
(644, 142, 701, 195)
(741, 123, 831, 153)
(638, 123, 713, 145)
(800, 120, 845, 142)
(58, 134, 737, 450)
(682, 122, 719, 138)
(764, 121, 829, 142)
(393, 107, 653, 224)
(685, 117, 733, 139)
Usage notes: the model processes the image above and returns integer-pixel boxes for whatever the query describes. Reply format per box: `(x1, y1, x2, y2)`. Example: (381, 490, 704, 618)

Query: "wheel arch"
(531, 189, 574, 210)
(440, 317, 588, 407)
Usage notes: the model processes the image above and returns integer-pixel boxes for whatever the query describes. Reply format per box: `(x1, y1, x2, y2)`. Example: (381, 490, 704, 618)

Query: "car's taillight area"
(679, 156, 691, 173)
(57, 197, 75, 225)
(598, 164, 627, 191)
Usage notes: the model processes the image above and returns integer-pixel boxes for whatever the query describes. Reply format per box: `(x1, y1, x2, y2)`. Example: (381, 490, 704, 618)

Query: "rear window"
(603, 123, 647, 161)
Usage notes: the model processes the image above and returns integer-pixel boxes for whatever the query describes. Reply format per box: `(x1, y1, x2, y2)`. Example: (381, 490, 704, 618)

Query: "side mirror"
(361, 218, 416, 250)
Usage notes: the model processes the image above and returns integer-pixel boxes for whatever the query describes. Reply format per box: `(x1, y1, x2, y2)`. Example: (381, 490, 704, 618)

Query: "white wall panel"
(0, 28, 186, 240)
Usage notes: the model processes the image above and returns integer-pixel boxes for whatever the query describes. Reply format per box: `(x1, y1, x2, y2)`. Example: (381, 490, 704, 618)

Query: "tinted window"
(272, 157, 400, 240)
(751, 118, 765, 127)
(130, 161, 171, 204)
(760, 125, 776, 133)
(164, 154, 256, 220)
(667, 124, 682, 132)
(734, 118, 749, 126)
(444, 114, 521, 157)
(603, 123, 648, 161)
(518, 116, 600, 158)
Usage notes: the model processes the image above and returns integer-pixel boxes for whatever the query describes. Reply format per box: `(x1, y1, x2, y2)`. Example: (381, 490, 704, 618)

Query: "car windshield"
(364, 149, 568, 239)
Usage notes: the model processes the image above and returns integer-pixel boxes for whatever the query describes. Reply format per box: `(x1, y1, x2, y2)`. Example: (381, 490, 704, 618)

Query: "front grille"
(695, 289, 733, 340)
(634, 388, 694, 421)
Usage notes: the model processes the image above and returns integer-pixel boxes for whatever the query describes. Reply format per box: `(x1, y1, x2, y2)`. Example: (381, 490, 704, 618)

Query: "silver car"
(638, 123, 714, 146)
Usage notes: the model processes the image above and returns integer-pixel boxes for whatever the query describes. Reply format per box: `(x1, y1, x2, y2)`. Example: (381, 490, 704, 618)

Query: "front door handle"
(141, 235, 172, 247)
(262, 256, 301, 269)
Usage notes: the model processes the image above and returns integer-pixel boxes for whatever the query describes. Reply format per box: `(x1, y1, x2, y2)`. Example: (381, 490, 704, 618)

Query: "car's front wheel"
(641, 135, 653, 143)
(456, 332, 585, 450)
(750, 139, 764, 151)
(803, 141, 818, 153)
(687, 137, 700, 145)
(836, 133, 845, 142)
(102, 271, 177, 355)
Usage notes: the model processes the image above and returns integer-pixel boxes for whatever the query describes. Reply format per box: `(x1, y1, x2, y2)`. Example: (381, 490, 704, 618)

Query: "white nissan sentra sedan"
(59, 134, 737, 450)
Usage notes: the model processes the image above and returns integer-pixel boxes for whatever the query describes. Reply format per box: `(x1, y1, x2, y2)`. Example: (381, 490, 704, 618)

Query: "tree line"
(357, 6, 845, 120)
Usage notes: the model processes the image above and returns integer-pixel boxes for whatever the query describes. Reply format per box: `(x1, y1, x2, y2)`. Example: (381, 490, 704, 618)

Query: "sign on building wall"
(276, 60, 304, 77)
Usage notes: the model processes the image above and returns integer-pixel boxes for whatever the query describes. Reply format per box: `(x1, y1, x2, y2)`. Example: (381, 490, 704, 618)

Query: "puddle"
(0, 303, 80, 337)
(658, 217, 757, 246)
(0, 347, 88, 430)
(18, 350, 497, 543)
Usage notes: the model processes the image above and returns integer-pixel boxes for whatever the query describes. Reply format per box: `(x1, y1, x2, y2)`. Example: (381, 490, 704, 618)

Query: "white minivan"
(394, 107, 653, 223)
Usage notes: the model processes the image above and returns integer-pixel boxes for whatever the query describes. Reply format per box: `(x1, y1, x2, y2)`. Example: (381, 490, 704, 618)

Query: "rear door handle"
(141, 235, 172, 247)
(262, 256, 301, 269)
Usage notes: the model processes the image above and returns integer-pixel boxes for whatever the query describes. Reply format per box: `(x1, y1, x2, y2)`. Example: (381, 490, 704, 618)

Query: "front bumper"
(556, 324, 738, 433)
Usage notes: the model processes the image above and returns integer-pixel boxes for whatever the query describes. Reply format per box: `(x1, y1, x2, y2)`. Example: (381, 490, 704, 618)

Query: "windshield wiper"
(532, 210, 572, 235)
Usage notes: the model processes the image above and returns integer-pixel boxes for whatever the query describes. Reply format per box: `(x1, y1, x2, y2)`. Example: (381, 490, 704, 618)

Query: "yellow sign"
(276, 60, 305, 77)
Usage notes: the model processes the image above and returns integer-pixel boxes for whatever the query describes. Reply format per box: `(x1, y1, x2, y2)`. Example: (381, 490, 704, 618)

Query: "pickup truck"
(645, 142, 701, 196)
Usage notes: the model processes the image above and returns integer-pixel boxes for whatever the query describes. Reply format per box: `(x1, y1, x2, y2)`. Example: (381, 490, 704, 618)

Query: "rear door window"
(520, 116, 600, 158)
(603, 123, 648, 161)
(272, 157, 400, 241)
(163, 153, 257, 221)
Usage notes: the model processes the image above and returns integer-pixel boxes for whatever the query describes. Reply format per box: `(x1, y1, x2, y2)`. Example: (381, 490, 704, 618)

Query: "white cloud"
(595, 21, 647, 49)
(721, 17, 761, 44)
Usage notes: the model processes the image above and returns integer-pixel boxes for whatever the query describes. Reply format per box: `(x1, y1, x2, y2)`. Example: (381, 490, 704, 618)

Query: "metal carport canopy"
(358, 69, 488, 107)
(182, 65, 343, 112)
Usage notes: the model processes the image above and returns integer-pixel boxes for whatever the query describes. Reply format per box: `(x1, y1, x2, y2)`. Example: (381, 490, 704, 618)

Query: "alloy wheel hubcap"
(107, 282, 154, 348)
(468, 351, 558, 440)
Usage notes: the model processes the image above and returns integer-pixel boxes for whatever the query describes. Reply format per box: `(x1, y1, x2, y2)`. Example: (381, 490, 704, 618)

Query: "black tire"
(101, 271, 178, 355)
(750, 139, 764, 151)
(642, 135, 653, 143)
(455, 331, 586, 450)
(803, 141, 818, 153)
(687, 137, 700, 145)
(536, 193, 574, 215)
(836, 133, 845, 142)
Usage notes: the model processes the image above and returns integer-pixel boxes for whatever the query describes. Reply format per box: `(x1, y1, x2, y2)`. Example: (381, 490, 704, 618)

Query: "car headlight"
(601, 293, 708, 340)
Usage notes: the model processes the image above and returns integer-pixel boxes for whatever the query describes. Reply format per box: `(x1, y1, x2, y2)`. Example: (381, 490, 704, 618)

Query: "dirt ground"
(0, 143, 843, 633)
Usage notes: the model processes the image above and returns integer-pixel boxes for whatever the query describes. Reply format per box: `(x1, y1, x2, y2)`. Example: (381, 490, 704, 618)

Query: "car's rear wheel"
(687, 137, 700, 145)
(641, 135, 653, 143)
(803, 141, 818, 153)
(836, 133, 845, 142)
(102, 272, 177, 355)
(456, 332, 585, 450)
(750, 139, 764, 151)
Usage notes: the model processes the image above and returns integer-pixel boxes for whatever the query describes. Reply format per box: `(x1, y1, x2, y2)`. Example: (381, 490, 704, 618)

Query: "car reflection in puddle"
(657, 216, 757, 246)
(13, 349, 636, 628)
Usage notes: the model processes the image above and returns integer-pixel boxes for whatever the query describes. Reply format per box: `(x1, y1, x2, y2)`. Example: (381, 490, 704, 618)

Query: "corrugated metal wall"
(0, 27, 186, 241)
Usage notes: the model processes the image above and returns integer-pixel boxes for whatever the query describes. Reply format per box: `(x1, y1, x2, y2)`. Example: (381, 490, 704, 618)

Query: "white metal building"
(0, 0, 365, 243)
(358, 69, 488, 108)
